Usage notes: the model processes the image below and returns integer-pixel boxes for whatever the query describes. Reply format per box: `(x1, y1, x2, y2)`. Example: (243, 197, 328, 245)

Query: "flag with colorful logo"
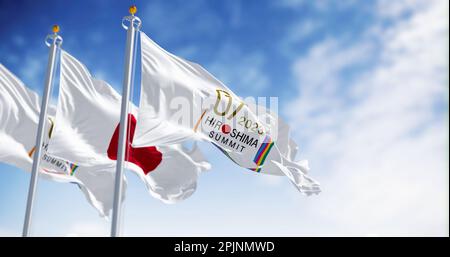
(134, 32, 320, 195)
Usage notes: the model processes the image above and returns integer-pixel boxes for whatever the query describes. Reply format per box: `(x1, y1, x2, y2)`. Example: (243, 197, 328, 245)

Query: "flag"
(249, 103, 319, 192)
(47, 51, 210, 203)
(134, 32, 320, 195)
(0, 63, 119, 217)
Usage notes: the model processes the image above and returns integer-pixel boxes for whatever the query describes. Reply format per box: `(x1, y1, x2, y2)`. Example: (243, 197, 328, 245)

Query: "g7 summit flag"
(0, 63, 118, 217)
(47, 51, 210, 203)
(134, 32, 320, 195)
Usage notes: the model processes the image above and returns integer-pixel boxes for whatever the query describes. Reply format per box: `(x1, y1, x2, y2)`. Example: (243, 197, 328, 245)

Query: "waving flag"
(0, 63, 118, 217)
(47, 51, 210, 203)
(134, 32, 320, 195)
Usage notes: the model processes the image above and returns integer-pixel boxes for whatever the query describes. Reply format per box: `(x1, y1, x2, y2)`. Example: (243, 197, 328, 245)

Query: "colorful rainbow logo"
(252, 136, 274, 172)
(69, 163, 79, 176)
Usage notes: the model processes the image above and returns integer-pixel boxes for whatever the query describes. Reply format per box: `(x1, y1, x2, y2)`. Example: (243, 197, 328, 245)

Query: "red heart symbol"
(107, 114, 162, 175)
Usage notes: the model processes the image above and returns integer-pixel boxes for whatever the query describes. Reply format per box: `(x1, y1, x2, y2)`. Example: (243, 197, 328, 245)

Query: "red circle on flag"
(221, 124, 231, 134)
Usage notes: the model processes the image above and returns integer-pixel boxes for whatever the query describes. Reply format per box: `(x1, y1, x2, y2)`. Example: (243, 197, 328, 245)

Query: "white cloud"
(376, 0, 429, 19)
(256, 173, 285, 187)
(142, 1, 223, 42)
(227, 0, 242, 28)
(141, 1, 268, 96)
(284, 0, 448, 235)
(208, 43, 269, 94)
(19, 54, 47, 88)
(12, 35, 25, 47)
(277, 0, 358, 11)
(280, 19, 323, 56)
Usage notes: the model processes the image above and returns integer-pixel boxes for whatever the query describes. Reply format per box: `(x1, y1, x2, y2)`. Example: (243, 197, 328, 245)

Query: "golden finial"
(52, 24, 60, 34)
(129, 5, 137, 15)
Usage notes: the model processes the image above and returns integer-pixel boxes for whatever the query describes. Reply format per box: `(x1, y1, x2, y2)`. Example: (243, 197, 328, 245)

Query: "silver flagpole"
(22, 25, 63, 237)
(111, 5, 141, 237)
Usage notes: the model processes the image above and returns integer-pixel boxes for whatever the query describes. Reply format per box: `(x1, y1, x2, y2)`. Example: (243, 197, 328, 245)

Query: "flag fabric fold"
(0, 63, 116, 217)
(47, 50, 210, 203)
(134, 32, 320, 195)
(249, 103, 321, 195)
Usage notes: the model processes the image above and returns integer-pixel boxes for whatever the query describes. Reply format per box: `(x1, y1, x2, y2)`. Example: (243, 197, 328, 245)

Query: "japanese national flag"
(47, 51, 210, 203)
(0, 63, 119, 217)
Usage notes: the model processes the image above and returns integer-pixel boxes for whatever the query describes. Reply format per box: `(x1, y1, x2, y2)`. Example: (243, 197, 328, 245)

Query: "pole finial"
(129, 5, 137, 15)
(52, 24, 60, 34)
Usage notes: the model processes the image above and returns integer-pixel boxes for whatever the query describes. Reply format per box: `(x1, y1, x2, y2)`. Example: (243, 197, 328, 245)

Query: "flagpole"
(111, 5, 141, 237)
(22, 25, 63, 237)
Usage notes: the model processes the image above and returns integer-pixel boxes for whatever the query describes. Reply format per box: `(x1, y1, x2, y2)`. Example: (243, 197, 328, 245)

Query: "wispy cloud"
(19, 53, 47, 90)
(283, 0, 448, 235)
(207, 43, 269, 95)
(277, 0, 359, 11)
(142, 0, 223, 42)
(279, 19, 323, 57)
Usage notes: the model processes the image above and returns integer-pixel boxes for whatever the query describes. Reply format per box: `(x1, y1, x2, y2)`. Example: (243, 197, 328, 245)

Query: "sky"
(0, 0, 448, 236)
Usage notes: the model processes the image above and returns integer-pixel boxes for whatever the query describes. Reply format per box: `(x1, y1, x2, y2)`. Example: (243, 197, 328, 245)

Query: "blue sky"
(0, 0, 448, 236)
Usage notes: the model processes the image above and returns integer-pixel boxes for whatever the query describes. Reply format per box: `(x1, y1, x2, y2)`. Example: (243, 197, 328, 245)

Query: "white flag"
(47, 51, 210, 203)
(0, 63, 118, 217)
(134, 32, 320, 195)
